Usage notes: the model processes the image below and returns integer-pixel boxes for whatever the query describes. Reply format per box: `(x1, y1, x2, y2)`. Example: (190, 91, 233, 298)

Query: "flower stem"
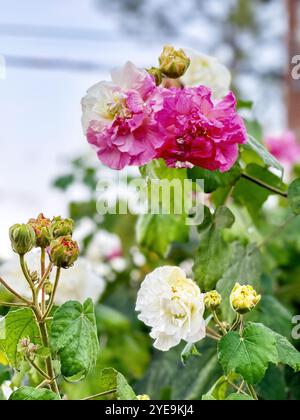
(19, 255, 35, 295)
(81, 389, 117, 401)
(26, 356, 51, 380)
(247, 384, 258, 400)
(0, 276, 32, 305)
(0, 301, 27, 308)
(213, 311, 227, 336)
(241, 173, 288, 198)
(42, 267, 61, 321)
(41, 248, 46, 313)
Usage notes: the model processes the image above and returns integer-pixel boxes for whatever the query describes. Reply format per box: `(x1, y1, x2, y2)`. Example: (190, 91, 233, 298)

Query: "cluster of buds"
(9, 214, 79, 269)
(230, 283, 261, 314)
(204, 290, 222, 312)
(147, 45, 190, 85)
(17, 337, 38, 360)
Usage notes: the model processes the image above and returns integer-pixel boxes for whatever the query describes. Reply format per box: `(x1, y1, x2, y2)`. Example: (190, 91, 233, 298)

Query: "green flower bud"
(44, 281, 53, 295)
(48, 236, 79, 269)
(204, 290, 222, 312)
(28, 213, 52, 248)
(230, 283, 261, 314)
(159, 45, 190, 79)
(147, 67, 163, 86)
(9, 224, 36, 255)
(50, 216, 74, 239)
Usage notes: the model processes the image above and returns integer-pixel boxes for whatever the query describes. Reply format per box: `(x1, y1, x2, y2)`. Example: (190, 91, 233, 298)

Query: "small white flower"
(181, 49, 231, 99)
(136, 266, 206, 351)
(0, 251, 105, 305)
(86, 230, 122, 263)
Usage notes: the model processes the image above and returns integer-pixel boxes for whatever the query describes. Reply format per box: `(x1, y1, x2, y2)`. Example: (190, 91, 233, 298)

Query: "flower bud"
(159, 45, 190, 79)
(9, 224, 36, 255)
(50, 216, 74, 239)
(137, 394, 150, 400)
(48, 236, 79, 269)
(28, 213, 52, 248)
(147, 67, 163, 86)
(204, 290, 222, 312)
(230, 283, 261, 314)
(44, 281, 53, 295)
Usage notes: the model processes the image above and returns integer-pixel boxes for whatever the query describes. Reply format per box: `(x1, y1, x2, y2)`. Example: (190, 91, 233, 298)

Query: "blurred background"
(0, 0, 299, 256)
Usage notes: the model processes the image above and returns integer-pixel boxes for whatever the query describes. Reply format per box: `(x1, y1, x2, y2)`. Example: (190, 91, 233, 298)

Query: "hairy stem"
(213, 311, 227, 336)
(247, 384, 258, 400)
(43, 267, 61, 321)
(26, 357, 51, 380)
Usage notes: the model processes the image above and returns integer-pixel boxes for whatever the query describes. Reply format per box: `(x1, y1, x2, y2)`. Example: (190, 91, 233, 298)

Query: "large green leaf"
(97, 368, 136, 400)
(188, 164, 241, 193)
(217, 242, 262, 322)
(218, 323, 278, 384)
(270, 330, 300, 372)
(9, 386, 59, 400)
(136, 213, 189, 258)
(288, 178, 300, 215)
(0, 309, 40, 368)
(226, 393, 254, 400)
(50, 299, 99, 379)
(193, 206, 235, 291)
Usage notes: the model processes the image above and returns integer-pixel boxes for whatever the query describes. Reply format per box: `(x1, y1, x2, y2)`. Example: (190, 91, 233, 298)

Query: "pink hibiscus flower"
(265, 131, 300, 167)
(81, 62, 164, 170)
(155, 86, 247, 172)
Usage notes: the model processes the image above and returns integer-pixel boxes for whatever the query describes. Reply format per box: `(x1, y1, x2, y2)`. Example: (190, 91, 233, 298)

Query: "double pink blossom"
(265, 131, 300, 167)
(82, 62, 164, 170)
(155, 86, 247, 172)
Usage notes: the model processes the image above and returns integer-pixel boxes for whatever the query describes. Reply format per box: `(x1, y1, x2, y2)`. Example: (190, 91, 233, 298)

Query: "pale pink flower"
(156, 86, 247, 172)
(81, 62, 164, 170)
(265, 131, 300, 167)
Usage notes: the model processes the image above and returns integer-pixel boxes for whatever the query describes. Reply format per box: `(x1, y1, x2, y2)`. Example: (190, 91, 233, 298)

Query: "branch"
(241, 173, 288, 198)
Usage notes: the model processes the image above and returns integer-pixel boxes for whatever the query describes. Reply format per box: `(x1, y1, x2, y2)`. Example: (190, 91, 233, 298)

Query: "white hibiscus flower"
(136, 266, 206, 351)
(181, 49, 231, 99)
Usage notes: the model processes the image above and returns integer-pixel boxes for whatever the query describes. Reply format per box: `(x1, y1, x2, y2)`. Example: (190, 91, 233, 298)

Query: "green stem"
(37, 320, 60, 397)
(247, 384, 258, 400)
(19, 255, 35, 293)
(0, 301, 27, 308)
(213, 311, 227, 336)
(241, 173, 288, 198)
(239, 315, 244, 337)
(42, 267, 61, 321)
(0, 276, 32, 305)
(37, 263, 53, 291)
(26, 357, 50, 380)
(81, 389, 117, 401)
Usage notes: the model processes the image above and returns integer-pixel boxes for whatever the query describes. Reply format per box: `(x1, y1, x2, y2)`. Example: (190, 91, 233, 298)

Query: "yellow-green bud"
(50, 216, 74, 239)
(204, 290, 222, 312)
(28, 213, 52, 248)
(137, 394, 150, 400)
(159, 45, 190, 79)
(48, 236, 79, 269)
(230, 283, 261, 314)
(44, 281, 53, 295)
(9, 224, 36, 255)
(147, 67, 163, 86)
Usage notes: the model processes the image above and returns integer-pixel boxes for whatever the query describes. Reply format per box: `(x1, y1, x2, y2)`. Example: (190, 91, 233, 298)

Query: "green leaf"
(243, 135, 283, 176)
(217, 242, 262, 323)
(271, 330, 300, 372)
(98, 368, 136, 400)
(0, 365, 10, 385)
(136, 213, 189, 258)
(218, 323, 278, 384)
(193, 206, 235, 291)
(50, 299, 99, 379)
(53, 174, 75, 191)
(256, 366, 286, 401)
(0, 309, 40, 368)
(201, 373, 239, 401)
(288, 178, 300, 215)
(226, 393, 254, 400)
(9, 386, 59, 400)
(188, 164, 241, 193)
